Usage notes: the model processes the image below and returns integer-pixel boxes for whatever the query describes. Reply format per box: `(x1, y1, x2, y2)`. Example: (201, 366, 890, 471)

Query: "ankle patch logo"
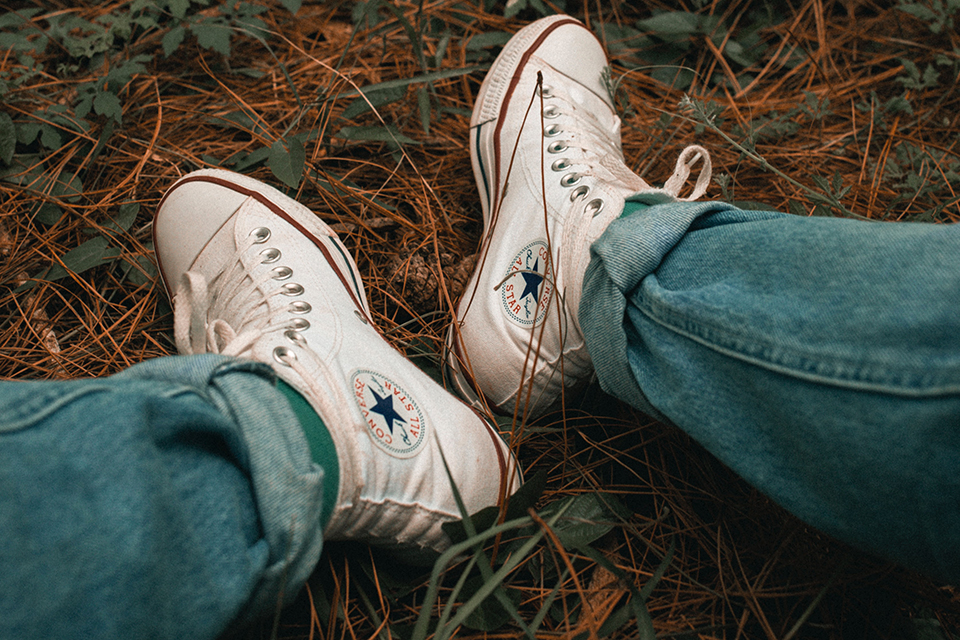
(352, 370, 426, 458)
(501, 240, 553, 326)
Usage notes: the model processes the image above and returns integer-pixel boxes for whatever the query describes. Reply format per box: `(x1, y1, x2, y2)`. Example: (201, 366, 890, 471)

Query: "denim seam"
(636, 297, 960, 395)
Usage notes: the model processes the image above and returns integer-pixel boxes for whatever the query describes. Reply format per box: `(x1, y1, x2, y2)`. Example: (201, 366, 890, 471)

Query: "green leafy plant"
(680, 95, 867, 219)
(597, 3, 773, 90)
(13, 201, 154, 292)
(898, 57, 941, 90)
(0, 0, 302, 288)
(898, 0, 960, 34)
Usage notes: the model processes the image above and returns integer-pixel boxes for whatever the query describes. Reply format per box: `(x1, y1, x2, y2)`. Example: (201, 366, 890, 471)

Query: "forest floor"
(2, 0, 959, 638)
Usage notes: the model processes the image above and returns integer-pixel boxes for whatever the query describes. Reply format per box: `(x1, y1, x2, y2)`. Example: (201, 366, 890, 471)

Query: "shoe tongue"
(184, 196, 252, 273)
(190, 195, 275, 274)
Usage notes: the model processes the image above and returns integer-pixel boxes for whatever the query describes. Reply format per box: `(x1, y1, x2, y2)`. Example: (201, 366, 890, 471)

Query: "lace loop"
(662, 144, 712, 201)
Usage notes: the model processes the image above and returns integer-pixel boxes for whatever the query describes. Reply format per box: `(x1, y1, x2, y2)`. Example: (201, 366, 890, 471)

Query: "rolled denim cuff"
(117, 354, 325, 627)
(580, 199, 735, 419)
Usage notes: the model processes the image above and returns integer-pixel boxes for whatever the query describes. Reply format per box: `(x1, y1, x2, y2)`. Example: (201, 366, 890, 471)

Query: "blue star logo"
(369, 388, 406, 434)
(519, 258, 544, 302)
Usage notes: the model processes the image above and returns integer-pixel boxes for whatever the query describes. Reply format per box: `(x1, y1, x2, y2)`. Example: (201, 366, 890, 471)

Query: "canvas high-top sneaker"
(154, 169, 521, 552)
(446, 15, 711, 419)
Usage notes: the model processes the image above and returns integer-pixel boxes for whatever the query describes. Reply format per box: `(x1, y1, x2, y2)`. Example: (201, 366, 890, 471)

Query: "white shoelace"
(665, 144, 712, 200)
(172, 232, 357, 445)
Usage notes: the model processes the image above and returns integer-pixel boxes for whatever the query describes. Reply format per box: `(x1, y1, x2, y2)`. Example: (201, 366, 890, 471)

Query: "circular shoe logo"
(352, 369, 426, 458)
(500, 240, 553, 327)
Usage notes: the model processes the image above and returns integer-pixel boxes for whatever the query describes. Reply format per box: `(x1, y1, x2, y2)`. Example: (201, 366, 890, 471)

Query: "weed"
(0, 0, 304, 291)
(597, 2, 774, 91)
(898, 0, 960, 34)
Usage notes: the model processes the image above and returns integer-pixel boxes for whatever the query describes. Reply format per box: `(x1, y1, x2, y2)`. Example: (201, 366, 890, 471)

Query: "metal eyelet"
(289, 300, 312, 314)
(288, 318, 310, 331)
(570, 185, 590, 201)
(543, 105, 560, 118)
(547, 141, 567, 154)
(285, 329, 306, 344)
(273, 346, 296, 364)
(260, 248, 281, 264)
(551, 159, 571, 172)
(540, 85, 554, 98)
(250, 227, 271, 243)
(354, 309, 368, 324)
(272, 266, 293, 280)
(543, 124, 562, 137)
(560, 173, 582, 187)
(585, 199, 605, 217)
(281, 283, 304, 296)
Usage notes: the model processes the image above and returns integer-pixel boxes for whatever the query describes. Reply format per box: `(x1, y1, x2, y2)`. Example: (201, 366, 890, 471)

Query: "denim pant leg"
(0, 354, 325, 640)
(580, 200, 960, 582)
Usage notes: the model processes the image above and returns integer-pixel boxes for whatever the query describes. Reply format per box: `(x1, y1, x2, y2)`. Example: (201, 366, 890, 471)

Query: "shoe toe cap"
(532, 20, 611, 107)
(154, 171, 254, 292)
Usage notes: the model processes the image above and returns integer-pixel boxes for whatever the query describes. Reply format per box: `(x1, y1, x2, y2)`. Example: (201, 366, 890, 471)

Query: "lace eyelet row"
(248, 225, 371, 365)
(249, 226, 309, 366)
(540, 107, 607, 218)
(252, 228, 308, 304)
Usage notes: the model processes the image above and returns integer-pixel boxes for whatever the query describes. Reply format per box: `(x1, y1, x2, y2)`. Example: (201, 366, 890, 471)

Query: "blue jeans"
(581, 198, 960, 583)
(0, 354, 325, 640)
(4, 202, 959, 640)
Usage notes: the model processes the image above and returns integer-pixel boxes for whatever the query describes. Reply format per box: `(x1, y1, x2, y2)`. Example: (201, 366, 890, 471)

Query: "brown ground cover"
(2, 0, 959, 638)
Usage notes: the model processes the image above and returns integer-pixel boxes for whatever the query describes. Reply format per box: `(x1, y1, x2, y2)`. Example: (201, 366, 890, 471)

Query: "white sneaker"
(446, 16, 710, 419)
(154, 169, 522, 552)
